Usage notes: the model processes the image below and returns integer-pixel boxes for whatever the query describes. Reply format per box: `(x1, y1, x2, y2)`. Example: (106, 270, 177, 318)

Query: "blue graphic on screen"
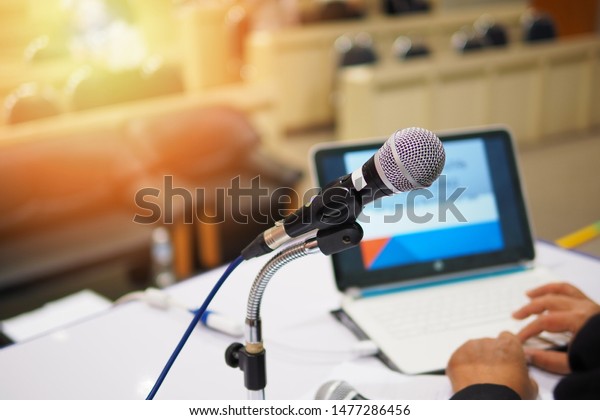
(343, 139, 504, 270)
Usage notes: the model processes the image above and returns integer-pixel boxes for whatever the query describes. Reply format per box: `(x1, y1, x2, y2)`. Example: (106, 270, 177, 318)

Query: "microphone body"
(315, 380, 368, 400)
(242, 127, 445, 260)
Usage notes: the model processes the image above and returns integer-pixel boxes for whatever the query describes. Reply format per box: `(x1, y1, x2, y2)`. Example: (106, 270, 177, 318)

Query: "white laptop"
(311, 126, 560, 374)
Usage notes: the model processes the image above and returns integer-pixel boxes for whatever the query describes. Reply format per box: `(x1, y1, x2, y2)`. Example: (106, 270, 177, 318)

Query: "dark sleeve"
(451, 384, 521, 400)
(568, 313, 600, 372)
(554, 313, 600, 399)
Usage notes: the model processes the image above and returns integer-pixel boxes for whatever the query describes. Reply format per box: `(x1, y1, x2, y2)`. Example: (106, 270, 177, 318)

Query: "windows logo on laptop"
(311, 126, 557, 374)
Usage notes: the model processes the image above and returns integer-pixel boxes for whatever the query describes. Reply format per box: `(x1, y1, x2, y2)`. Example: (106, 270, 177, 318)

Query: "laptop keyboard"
(364, 274, 537, 340)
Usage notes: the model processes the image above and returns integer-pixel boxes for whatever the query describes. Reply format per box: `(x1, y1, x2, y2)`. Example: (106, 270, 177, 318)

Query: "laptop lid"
(311, 126, 535, 292)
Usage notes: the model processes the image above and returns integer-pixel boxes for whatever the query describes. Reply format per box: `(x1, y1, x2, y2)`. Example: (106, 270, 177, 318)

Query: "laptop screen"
(312, 127, 534, 291)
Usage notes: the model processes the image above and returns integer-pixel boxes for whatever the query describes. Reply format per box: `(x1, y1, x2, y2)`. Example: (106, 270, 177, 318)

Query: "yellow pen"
(556, 220, 600, 249)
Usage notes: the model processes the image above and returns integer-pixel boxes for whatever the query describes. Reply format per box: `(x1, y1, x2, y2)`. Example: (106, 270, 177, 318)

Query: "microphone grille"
(378, 127, 445, 192)
(315, 380, 355, 400)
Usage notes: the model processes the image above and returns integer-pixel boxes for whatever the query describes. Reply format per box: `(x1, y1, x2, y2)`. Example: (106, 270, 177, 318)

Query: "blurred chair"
(313, 0, 365, 22)
(66, 66, 148, 111)
(335, 34, 378, 68)
(3, 83, 62, 124)
(66, 61, 183, 112)
(126, 105, 302, 272)
(451, 27, 486, 53)
(474, 16, 509, 47)
(393, 36, 431, 60)
(523, 11, 557, 42)
(382, 0, 430, 15)
(139, 58, 184, 99)
(24, 35, 70, 63)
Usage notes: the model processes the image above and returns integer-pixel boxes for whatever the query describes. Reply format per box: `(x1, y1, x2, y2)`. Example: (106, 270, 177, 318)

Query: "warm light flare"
(62, 0, 147, 70)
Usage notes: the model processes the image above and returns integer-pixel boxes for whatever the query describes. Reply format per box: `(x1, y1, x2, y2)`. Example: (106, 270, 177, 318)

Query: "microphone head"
(376, 127, 445, 192)
(315, 380, 359, 400)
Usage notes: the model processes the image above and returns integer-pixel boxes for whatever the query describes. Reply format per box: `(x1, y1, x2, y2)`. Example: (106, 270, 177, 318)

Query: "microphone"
(242, 127, 445, 260)
(315, 380, 368, 400)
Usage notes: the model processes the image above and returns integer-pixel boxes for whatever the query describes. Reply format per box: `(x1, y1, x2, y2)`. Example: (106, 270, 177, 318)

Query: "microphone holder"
(225, 223, 363, 400)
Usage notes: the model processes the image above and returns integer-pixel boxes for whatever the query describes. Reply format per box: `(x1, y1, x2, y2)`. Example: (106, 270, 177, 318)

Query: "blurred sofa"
(0, 104, 301, 294)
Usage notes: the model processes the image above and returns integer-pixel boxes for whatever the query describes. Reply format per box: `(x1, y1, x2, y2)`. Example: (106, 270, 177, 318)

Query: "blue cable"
(146, 255, 245, 400)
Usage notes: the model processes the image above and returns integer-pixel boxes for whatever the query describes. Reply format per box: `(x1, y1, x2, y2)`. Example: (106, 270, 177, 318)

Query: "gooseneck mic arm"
(225, 224, 363, 400)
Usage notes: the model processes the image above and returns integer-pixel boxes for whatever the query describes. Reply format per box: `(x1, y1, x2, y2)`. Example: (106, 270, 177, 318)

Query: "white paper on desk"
(0, 289, 111, 342)
(302, 358, 453, 400)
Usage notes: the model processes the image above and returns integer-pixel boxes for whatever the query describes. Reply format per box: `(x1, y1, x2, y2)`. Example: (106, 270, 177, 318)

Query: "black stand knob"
(225, 342, 267, 391)
(225, 342, 244, 368)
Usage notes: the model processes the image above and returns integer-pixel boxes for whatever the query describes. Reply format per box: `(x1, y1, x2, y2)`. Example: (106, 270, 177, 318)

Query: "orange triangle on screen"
(360, 237, 391, 269)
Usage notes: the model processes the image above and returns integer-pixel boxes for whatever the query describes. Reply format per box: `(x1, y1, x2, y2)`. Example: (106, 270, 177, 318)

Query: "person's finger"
(498, 330, 520, 344)
(516, 312, 576, 342)
(512, 295, 578, 319)
(524, 348, 570, 375)
(526, 282, 587, 299)
(528, 377, 539, 400)
(498, 330, 515, 339)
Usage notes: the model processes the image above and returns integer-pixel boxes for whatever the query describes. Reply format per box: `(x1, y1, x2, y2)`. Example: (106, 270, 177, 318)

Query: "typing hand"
(513, 282, 600, 374)
(447, 331, 538, 399)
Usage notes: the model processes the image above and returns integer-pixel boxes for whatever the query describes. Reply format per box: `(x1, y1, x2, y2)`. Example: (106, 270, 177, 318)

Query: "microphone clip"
(316, 223, 364, 256)
(284, 176, 364, 238)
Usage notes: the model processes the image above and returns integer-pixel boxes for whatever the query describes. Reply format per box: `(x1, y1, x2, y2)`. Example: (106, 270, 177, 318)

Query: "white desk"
(0, 242, 599, 400)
